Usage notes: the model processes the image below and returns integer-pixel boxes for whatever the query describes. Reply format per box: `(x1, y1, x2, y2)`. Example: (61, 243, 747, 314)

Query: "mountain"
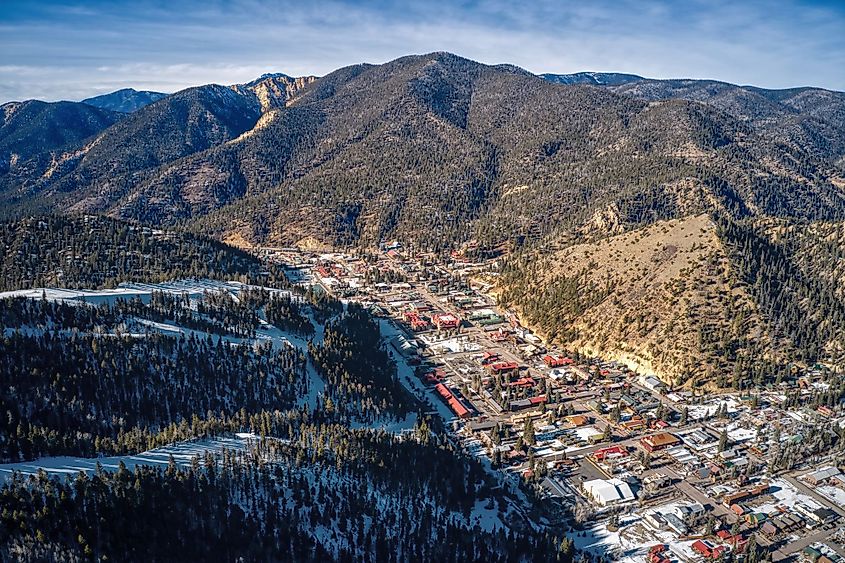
(82, 87, 168, 113)
(1, 52, 844, 382)
(0, 99, 121, 174)
(0, 74, 316, 218)
(541, 71, 644, 86)
(546, 76, 845, 168)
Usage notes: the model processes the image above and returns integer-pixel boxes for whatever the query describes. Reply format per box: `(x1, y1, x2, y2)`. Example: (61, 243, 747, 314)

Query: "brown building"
(640, 433, 681, 453)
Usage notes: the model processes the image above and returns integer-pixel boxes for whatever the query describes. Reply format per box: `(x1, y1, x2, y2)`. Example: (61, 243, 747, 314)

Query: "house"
(640, 433, 681, 453)
(761, 521, 778, 538)
(663, 513, 688, 535)
(645, 512, 668, 530)
(643, 473, 670, 490)
(565, 415, 590, 427)
(692, 540, 714, 558)
(677, 502, 706, 524)
(745, 512, 767, 526)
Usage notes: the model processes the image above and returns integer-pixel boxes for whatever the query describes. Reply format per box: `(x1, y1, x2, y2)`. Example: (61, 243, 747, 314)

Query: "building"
(640, 433, 681, 453)
(582, 478, 636, 506)
(433, 383, 471, 419)
(640, 375, 667, 393)
(431, 313, 460, 330)
(391, 334, 418, 358)
(593, 445, 628, 462)
(543, 354, 573, 367)
(805, 466, 841, 486)
(488, 361, 519, 375)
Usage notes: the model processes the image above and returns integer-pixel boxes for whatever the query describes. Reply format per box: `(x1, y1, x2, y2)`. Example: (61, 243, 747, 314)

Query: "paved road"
(668, 473, 736, 522)
(784, 475, 845, 518)
(772, 527, 837, 561)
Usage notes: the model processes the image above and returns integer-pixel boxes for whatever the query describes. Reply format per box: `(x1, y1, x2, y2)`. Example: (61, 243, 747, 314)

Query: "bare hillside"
(499, 214, 780, 386)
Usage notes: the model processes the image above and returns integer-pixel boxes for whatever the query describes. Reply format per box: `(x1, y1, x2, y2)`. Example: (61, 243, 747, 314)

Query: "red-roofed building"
(489, 361, 519, 375)
(592, 445, 628, 462)
(692, 540, 712, 558)
(543, 355, 573, 367)
(433, 383, 471, 419)
(432, 313, 460, 329)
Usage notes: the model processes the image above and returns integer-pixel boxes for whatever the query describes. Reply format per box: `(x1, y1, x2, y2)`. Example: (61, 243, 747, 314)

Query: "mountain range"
(1, 52, 844, 383)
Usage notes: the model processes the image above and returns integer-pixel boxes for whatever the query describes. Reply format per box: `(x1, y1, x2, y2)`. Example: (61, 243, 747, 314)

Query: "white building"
(583, 478, 636, 506)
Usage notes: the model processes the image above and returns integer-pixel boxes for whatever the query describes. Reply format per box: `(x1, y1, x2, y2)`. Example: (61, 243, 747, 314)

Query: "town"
(266, 242, 845, 563)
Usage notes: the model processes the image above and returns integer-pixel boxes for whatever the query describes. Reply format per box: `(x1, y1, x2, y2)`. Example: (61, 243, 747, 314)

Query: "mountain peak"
(232, 73, 318, 111)
(82, 88, 167, 113)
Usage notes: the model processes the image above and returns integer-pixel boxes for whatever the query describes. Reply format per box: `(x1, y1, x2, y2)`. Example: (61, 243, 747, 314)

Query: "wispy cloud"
(1, 0, 843, 102)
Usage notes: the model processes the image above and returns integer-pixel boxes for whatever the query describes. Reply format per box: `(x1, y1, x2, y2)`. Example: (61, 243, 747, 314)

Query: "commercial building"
(640, 433, 681, 453)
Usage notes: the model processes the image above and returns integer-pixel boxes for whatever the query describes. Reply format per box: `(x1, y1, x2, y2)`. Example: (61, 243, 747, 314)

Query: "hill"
(82, 87, 168, 113)
(498, 212, 845, 385)
(498, 214, 782, 387)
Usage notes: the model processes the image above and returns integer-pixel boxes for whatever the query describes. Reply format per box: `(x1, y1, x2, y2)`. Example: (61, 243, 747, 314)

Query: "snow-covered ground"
(379, 318, 456, 423)
(0, 279, 293, 306)
(572, 519, 649, 563)
(754, 477, 822, 514)
(686, 396, 743, 421)
(0, 434, 257, 484)
(817, 485, 845, 508)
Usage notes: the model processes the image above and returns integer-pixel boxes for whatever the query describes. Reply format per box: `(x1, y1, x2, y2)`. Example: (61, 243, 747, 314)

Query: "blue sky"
(1, 0, 844, 102)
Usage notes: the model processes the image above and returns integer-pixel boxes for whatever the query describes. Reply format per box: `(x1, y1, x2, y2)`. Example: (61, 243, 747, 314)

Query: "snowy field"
(686, 396, 743, 421)
(572, 519, 649, 563)
(0, 434, 257, 484)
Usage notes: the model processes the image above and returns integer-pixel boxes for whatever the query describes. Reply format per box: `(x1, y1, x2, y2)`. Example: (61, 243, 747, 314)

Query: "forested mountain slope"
(0, 214, 285, 290)
(0, 100, 122, 174)
(498, 213, 845, 385)
(2, 53, 843, 251)
(597, 78, 845, 168)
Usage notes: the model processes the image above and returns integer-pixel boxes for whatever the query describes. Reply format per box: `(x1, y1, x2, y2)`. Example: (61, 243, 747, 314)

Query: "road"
(772, 527, 838, 561)
(667, 472, 735, 522)
(784, 475, 845, 518)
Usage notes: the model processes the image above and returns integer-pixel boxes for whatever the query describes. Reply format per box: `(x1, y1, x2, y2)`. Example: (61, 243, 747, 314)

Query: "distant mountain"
(541, 71, 644, 86)
(542, 75, 845, 167)
(82, 88, 168, 113)
(0, 100, 121, 174)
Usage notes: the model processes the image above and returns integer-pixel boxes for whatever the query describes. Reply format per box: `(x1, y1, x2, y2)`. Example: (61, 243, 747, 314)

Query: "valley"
(1, 47, 844, 563)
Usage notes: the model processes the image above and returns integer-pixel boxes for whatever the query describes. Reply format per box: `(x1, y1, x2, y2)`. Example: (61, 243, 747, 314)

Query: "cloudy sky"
(2, 0, 844, 102)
